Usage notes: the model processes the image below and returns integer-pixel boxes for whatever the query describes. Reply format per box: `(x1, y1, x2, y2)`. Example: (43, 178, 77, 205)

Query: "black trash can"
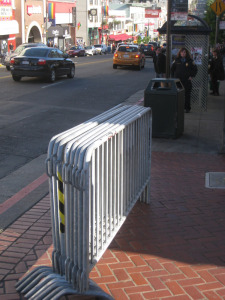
(144, 78, 185, 138)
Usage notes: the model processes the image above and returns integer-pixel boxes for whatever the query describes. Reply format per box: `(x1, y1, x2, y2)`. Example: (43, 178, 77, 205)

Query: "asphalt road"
(0, 54, 155, 229)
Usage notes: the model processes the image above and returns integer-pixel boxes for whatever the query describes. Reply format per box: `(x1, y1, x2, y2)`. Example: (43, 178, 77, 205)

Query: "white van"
(93, 44, 107, 54)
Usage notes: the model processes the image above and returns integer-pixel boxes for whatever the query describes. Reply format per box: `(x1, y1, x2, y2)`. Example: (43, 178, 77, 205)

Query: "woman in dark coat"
(208, 49, 225, 96)
(171, 47, 198, 113)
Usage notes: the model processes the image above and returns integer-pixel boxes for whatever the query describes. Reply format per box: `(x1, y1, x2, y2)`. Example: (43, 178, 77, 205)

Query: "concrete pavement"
(0, 79, 225, 299)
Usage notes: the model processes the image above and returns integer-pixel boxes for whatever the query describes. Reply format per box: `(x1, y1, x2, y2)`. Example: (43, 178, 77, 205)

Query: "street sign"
(210, 0, 225, 16)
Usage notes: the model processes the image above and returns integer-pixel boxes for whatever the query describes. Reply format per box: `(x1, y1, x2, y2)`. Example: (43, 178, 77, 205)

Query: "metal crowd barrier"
(16, 104, 152, 300)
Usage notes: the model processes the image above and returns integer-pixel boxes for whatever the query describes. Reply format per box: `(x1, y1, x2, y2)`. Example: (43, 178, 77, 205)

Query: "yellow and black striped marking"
(57, 172, 65, 233)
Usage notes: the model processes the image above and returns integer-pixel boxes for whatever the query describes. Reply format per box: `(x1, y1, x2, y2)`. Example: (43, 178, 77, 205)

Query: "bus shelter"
(158, 14, 211, 111)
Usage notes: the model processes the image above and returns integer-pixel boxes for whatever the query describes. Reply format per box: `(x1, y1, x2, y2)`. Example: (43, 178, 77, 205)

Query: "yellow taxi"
(113, 44, 145, 70)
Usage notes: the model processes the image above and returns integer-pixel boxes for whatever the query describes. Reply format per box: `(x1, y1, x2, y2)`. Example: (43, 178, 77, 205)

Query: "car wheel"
(49, 69, 56, 82)
(12, 75, 21, 81)
(6, 66, 10, 71)
(100, 51, 102, 55)
(67, 66, 75, 78)
(113, 64, 117, 69)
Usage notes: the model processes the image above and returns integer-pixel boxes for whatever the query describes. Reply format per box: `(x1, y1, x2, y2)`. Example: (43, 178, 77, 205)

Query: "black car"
(140, 44, 154, 57)
(149, 41, 160, 48)
(10, 47, 75, 82)
(4, 42, 48, 71)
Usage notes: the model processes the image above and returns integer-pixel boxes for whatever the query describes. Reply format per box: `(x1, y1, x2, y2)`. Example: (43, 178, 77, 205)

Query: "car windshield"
(21, 48, 49, 57)
(14, 45, 25, 54)
(141, 45, 151, 49)
(85, 46, 92, 49)
(118, 46, 138, 53)
(94, 45, 101, 48)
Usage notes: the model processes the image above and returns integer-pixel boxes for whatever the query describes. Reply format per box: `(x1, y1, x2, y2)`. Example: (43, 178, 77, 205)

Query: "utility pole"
(101, 0, 104, 44)
(215, 15, 219, 45)
(166, 0, 172, 78)
(45, 0, 48, 45)
(72, 7, 76, 46)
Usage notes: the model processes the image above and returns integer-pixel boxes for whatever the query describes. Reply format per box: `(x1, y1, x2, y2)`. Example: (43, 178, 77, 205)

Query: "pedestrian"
(9, 43, 14, 52)
(171, 47, 198, 113)
(112, 43, 116, 53)
(153, 46, 166, 78)
(208, 49, 224, 96)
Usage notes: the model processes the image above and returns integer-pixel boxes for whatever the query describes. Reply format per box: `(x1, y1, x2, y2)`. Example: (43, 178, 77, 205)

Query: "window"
(118, 46, 138, 53)
(22, 48, 48, 57)
(49, 50, 59, 58)
(56, 49, 64, 58)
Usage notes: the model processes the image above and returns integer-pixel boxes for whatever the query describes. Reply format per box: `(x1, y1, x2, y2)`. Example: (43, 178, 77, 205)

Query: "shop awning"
(108, 33, 133, 41)
(0, 20, 19, 35)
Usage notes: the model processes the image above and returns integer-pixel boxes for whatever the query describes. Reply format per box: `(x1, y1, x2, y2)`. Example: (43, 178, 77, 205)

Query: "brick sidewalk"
(1, 152, 225, 299)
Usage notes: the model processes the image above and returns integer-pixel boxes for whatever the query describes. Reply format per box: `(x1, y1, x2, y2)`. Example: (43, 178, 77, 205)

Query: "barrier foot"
(16, 266, 52, 292)
(45, 279, 114, 300)
(24, 273, 63, 299)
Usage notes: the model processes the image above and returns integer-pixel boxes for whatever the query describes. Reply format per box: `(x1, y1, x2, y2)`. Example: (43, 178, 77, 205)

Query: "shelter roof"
(158, 14, 211, 35)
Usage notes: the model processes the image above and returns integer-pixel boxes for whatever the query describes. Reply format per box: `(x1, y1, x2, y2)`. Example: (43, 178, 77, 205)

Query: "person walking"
(171, 47, 198, 113)
(153, 46, 166, 78)
(208, 49, 225, 96)
(9, 43, 14, 52)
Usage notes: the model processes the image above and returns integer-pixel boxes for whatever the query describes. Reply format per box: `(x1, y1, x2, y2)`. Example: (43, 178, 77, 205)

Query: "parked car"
(139, 44, 154, 57)
(67, 46, 86, 57)
(113, 45, 145, 70)
(85, 45, 97, 56)
(149, 41, 160, 49)
(4, 42, 47, 71)
(93, 44, 108, 54)
(10, 47, 75, 82)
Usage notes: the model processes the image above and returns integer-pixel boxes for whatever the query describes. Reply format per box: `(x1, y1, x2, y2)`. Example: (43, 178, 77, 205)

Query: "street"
(0, 54, 154, 229)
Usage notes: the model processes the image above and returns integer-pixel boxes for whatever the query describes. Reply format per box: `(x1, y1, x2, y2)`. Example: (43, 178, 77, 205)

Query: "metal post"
(166, 0, 172, 78)
(215, 15, 219, 45)
(45, 0, 48, 45)
(101, 1, 104, 44)
(72, 7, 76, 46)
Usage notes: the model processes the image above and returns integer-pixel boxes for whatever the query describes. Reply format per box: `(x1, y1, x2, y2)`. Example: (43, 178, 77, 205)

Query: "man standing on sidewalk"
(153, 46, 166, 78)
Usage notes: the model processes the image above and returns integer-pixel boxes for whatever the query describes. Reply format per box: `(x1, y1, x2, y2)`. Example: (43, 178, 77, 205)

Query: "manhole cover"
(205, 172, 225, 189)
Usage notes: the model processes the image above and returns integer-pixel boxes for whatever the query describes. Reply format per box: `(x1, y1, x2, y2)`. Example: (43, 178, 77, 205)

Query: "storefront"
(47, 1, 76, 49)
(0, 0, 19, 54)
(47, 25, 71, 50)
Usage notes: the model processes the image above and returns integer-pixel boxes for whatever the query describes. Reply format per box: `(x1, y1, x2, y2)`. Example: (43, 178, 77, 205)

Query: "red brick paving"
(0, 152, 225, 299)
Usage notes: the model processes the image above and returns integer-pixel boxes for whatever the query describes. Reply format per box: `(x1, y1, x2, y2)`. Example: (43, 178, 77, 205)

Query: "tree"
(204, 0, 225, 45)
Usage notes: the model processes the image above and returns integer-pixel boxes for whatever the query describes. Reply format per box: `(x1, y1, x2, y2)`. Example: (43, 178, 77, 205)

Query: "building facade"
(0, 0, 19, 54)
(76, 0, 109, 46)
(0, 0, 76, 53)
(47, 1, 76, 50)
